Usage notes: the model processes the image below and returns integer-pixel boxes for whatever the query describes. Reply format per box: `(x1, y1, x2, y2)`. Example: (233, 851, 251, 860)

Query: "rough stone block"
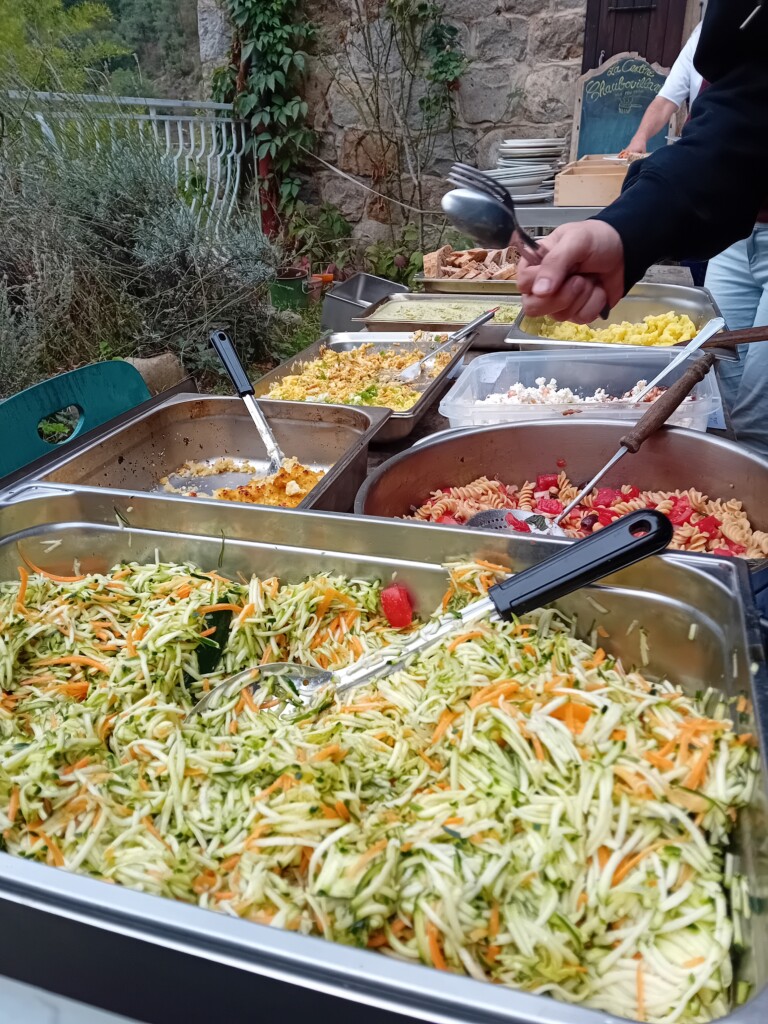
(317, 171, 367, 222)
(338, 130, 398, 178)
(458, 66, 519, 125)
(442, 0, 504, 19)
(502, 0, 554, 14)
(473, 15, 528, 63)
(523, 63, 580, 123)
(530, 11, 585, 61)
(197, 0, 231, 65)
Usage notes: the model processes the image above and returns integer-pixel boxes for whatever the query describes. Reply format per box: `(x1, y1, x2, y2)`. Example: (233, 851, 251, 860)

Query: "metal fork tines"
(447, 162, 541, 257)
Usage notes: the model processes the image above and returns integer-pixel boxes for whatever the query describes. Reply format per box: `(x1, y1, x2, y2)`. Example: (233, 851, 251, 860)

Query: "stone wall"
(197, 0, 232, 89)
(305, 0, 587, 246)
(195, 0, 588, 247)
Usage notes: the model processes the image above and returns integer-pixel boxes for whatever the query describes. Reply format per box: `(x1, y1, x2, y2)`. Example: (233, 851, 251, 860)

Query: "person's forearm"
(595, 58, 768, 289)
(627, 97, 678, 150)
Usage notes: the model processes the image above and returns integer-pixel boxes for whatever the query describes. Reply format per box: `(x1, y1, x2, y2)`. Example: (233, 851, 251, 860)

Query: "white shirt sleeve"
(658, 24, 703, 110)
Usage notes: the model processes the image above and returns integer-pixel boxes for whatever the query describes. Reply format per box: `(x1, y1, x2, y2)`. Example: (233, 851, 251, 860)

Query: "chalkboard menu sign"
(571, 52, 670, 162)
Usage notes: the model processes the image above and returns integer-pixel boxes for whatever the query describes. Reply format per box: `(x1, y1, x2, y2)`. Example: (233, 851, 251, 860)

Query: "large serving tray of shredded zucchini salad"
(0, 489, 766, 1024)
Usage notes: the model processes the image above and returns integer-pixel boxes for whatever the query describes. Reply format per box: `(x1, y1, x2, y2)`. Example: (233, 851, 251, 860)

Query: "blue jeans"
(704, 225, 768, 458)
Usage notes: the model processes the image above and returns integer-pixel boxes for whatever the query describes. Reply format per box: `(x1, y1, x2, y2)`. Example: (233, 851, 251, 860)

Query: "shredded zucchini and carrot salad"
(0, 557, 758, 1024)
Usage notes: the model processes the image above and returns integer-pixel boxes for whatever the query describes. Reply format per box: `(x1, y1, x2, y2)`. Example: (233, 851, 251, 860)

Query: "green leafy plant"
(214, 0, 314, 217)
(0, 0, 129, 89)
(278, 201, 355, 275)
(0, 88, 278, 396)
(365, 224, 423, 286)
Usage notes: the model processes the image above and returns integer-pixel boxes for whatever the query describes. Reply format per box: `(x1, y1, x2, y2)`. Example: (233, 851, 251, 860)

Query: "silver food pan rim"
(506, 283, 724, 352)
(353, 291, 523, 327)
(0, 493, 764, 1024)
(9, 393, 391, 512)
(250, 333, 471, 432)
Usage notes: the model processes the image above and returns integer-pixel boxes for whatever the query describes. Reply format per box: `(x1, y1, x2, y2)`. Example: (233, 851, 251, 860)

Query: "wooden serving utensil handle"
(704, 325, 768, 349)
(620, 353, 716, 455)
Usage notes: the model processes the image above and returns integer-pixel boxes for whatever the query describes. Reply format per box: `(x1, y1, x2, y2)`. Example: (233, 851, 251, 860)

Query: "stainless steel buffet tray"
(507, 282, 724, 351)
(0, 487, 765, 1024)
(251, 332, 470, 442)
(355, 420, 768, 570)
(353, 292, 524, 351)
(415, 272, 521, 296)
(15, 392, 390, 514)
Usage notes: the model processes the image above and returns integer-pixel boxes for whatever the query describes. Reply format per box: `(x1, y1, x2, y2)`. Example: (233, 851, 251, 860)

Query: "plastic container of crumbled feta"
(438, 350, 722, 431)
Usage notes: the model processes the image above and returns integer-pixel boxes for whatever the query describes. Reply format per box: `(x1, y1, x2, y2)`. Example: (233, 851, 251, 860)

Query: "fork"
(447, 162, 610, 320)
(448, 162, 543, 264)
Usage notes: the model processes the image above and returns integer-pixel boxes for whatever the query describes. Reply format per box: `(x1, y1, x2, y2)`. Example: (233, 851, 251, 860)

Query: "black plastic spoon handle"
(210, 330, 254, 397)
(489, 509, 673, 620)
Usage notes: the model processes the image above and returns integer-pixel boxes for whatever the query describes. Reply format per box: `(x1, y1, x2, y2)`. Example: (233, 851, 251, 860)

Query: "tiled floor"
(0, 975, 139, 1024)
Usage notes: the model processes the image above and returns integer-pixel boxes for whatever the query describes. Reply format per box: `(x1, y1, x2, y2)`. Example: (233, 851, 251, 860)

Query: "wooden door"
(583, 0, 689, 72)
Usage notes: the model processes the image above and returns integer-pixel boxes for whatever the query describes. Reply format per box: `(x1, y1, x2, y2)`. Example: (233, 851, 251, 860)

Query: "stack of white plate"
(484, 137, 566, 204)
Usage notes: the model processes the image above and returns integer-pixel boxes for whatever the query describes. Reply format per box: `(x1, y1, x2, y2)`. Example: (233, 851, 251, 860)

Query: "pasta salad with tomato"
(410, 472, 768, 560)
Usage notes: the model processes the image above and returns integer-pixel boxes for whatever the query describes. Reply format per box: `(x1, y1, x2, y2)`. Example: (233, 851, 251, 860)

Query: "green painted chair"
(0, 361, 151, 480)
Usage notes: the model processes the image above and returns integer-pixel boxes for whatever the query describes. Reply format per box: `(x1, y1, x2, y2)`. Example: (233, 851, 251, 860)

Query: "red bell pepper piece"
(536, 497, 564, 516)
(505, 513, 531, 532)
(381, 583, 414, 628)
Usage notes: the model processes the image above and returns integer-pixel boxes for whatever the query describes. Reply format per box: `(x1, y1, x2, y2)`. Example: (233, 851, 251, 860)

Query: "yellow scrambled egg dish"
(265, 339, 452, 412)
(523, 312, 698, 347)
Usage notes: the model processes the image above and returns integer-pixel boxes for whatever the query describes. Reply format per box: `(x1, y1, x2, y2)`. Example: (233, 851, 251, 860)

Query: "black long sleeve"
(594, 0, 768, 290)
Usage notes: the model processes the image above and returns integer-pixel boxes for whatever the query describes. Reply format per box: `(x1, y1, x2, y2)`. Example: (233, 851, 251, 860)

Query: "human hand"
(517, 221, 626, 323)
(624, 136, 647, 156)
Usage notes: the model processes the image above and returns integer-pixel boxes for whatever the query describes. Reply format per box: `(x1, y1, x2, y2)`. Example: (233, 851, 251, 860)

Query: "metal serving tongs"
(210, 330, 286, 475)
(391, 307, 499, 383)
(188, 510, 672, 721)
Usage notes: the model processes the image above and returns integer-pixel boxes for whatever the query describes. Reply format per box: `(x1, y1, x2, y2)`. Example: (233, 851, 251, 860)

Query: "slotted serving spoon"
(210, 330, 286, 476)
(187, 510, 672, 720)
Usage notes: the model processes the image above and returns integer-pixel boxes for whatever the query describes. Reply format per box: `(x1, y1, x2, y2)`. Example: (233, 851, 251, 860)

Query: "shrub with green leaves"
(0, 96, 278, 398)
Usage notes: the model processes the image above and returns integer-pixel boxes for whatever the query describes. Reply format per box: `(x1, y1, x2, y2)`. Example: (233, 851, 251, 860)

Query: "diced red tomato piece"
(536, 474, 559, 491)
(726, 540, 747, 555)
(597, 508, 620, 526)
(436, 515, 460, 525)
(667, 497, 694, 526)
(536, 497, 564, 515)
(712, 548, 733, 557)
(505, 513, 531, 533)
(556, 458, 567, 469)
(695, 514, 722, 539)
(594, 487, 621, 507)
(381, 584, 414, 628)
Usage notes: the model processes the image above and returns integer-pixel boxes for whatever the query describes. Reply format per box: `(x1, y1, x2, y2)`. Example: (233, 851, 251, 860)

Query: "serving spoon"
(210, 330, 287, 476)
(187, 510, 672, 720)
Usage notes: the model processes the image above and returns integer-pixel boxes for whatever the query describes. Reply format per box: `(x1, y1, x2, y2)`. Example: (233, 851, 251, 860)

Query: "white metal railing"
(4, 91, 250, 229)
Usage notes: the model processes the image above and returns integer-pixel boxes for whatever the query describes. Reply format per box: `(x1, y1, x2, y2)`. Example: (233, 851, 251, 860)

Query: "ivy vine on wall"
(212, 0, 314, 229)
